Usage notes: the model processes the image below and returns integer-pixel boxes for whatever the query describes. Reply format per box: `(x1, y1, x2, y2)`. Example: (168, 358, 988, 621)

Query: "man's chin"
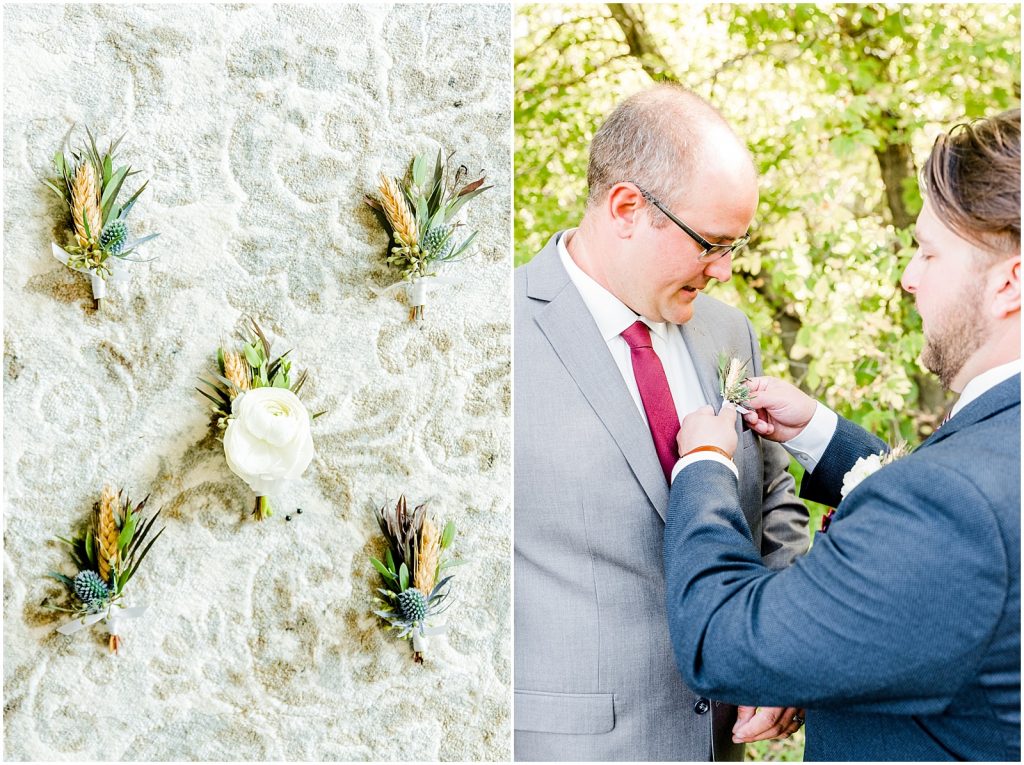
(666, 302, 696, 325)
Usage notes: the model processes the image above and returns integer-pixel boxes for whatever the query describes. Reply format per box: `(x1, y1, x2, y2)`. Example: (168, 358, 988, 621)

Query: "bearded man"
(664, 109, 1020, 761)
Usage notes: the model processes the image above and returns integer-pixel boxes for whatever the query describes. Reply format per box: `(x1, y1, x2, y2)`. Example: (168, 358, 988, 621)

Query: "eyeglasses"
(627, 181, 750, 263)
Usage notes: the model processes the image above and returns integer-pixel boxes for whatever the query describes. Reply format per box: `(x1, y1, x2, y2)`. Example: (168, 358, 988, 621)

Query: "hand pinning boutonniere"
(43, 126, 159, 309)
(718, 353, 753, 414)
(196, 317, 324, 520)
(44, 485, 164, 654)
(370, 495, 465, 662)
(365, 149, 491, 320)
(840, 441, 910, 499)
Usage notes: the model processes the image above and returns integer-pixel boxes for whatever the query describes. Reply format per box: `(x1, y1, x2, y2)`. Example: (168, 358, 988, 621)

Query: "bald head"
(586, 85, 756, 220)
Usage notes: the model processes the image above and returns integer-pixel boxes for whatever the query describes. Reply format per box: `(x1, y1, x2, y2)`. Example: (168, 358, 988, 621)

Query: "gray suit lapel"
(527, 238, 669, 518)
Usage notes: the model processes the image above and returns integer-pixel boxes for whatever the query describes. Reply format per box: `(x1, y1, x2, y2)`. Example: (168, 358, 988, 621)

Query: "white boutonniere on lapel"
(717, 353, 753, 414)
(840, 441, 911, 498)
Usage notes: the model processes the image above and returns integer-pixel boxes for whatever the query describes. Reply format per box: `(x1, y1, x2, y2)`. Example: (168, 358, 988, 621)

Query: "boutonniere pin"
(718, 353, 753, 414)
(43, 126, 159, 308)
(365, 150, 491, 320)
(44, 485, 165, 654)
(197, 318, 324, 520)
(370, 495, 465, 662)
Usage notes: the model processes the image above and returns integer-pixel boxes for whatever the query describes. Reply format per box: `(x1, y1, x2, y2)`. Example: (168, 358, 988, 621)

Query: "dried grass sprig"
(97, 484, 120, 583)
(222, 350, 251, 396)
(414, 515, 441, 593)
(71, 161, 103, 248)
(376, 173, 418, 247)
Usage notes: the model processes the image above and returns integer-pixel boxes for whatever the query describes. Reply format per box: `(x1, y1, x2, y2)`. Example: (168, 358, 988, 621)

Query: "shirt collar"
(951, 358, 1022, 418)
(556, 229, 671, 343)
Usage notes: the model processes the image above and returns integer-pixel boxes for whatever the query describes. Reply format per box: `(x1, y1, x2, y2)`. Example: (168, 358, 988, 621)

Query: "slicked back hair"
(923, 108, 1021, 258)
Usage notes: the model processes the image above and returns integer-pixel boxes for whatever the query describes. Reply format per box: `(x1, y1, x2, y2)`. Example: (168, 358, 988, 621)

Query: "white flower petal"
(222, 386, 315, 495)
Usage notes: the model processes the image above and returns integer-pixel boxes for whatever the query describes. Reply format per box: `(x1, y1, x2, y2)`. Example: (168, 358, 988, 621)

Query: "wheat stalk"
(97, 484, 120, 583)
(223, 350, 251, 396)
(377, 173, 419, 246)
(71, 161, 103, 247)
(414, 515, 441, 593)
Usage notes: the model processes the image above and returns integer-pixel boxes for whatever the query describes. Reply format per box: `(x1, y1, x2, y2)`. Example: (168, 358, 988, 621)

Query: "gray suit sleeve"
(744, 318, 810, 568)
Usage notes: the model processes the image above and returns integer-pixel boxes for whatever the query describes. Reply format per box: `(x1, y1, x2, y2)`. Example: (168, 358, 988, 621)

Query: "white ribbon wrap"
(55, 604, 147, 636)
(51, 242, 130, 301)
(369, 275, 463, 310)
(412, 621, 447, 653)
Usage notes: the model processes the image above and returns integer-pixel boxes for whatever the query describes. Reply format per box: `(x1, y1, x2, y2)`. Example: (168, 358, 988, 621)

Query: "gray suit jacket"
(514, 234, 810, 761)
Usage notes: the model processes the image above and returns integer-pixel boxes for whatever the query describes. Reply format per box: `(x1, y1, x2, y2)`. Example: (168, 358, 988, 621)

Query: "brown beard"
(920, 282, 991, 387)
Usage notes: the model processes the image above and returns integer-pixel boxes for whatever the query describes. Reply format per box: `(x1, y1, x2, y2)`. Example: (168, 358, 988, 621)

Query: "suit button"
(694, 698, 710, 715)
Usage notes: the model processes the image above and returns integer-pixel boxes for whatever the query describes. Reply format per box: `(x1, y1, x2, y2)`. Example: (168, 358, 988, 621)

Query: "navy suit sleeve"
(800, 416, 888, 508)
(664, 457, 1007, 714)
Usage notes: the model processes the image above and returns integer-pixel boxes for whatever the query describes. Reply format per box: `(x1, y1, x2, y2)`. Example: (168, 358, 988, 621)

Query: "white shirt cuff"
(670, 452, 739, 483)
(781, 403, 838, 472)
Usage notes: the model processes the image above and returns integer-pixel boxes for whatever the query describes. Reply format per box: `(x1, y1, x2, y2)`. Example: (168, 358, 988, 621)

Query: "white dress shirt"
(557, 231, 737, 479)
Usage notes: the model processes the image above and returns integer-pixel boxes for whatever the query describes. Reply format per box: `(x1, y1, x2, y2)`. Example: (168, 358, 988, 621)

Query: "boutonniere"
(365, 150, 491, 320)
(840, 441, 910, 498)
(43, 127, 159, 308)
(44, 485, 165, 654)
(369, 495, 465, 662)
(196, 318, 324, 520)
(718, 353, 753, 414)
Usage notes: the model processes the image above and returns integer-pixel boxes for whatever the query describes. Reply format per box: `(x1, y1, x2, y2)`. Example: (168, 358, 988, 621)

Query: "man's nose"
(901, 250, 921, 293)
(704, 251, 733, 283)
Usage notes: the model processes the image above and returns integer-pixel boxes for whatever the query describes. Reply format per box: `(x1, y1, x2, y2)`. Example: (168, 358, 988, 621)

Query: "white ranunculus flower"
(223, 387, 314, 496)
(840, 453, 884, 498)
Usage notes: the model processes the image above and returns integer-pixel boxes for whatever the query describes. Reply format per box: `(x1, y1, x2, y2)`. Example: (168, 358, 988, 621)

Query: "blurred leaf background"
(515, 4, 1020, 759)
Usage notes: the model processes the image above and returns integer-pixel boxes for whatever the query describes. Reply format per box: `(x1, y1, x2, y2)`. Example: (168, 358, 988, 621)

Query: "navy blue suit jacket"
(664, 375, 1021, 761)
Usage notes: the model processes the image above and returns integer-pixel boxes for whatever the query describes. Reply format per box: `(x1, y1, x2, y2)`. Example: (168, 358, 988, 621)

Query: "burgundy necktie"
(621, 321, 681, 481)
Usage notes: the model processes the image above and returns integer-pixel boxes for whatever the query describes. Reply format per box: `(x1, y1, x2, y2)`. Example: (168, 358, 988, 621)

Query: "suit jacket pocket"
(514, 690, 615, 734)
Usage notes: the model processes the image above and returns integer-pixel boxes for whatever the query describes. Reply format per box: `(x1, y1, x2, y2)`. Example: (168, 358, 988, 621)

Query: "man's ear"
(606, 183, 644, 239)
(989, 254, 1021, 319)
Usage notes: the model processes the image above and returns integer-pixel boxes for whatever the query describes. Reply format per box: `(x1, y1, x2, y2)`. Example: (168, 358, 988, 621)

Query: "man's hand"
(676, 402, 738, 458)
(741, 376, 818, 442)
(733, 705, 805, 742)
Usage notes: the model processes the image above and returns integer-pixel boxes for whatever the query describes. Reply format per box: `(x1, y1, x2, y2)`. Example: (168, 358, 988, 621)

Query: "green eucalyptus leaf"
(243, 344, 262, 368)
(117, 513, 138, 550)
(46, 572, 75, 588)
(370, 557, 397, 580)
(412, 154, 428, 187)
(41, 178, 66, 199)
(440, 520, 456, 549)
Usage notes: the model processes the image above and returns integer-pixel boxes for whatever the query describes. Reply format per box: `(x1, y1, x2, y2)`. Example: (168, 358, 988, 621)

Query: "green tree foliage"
(516, 3, 1020, 447)
(518, 7, 1019, 758)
